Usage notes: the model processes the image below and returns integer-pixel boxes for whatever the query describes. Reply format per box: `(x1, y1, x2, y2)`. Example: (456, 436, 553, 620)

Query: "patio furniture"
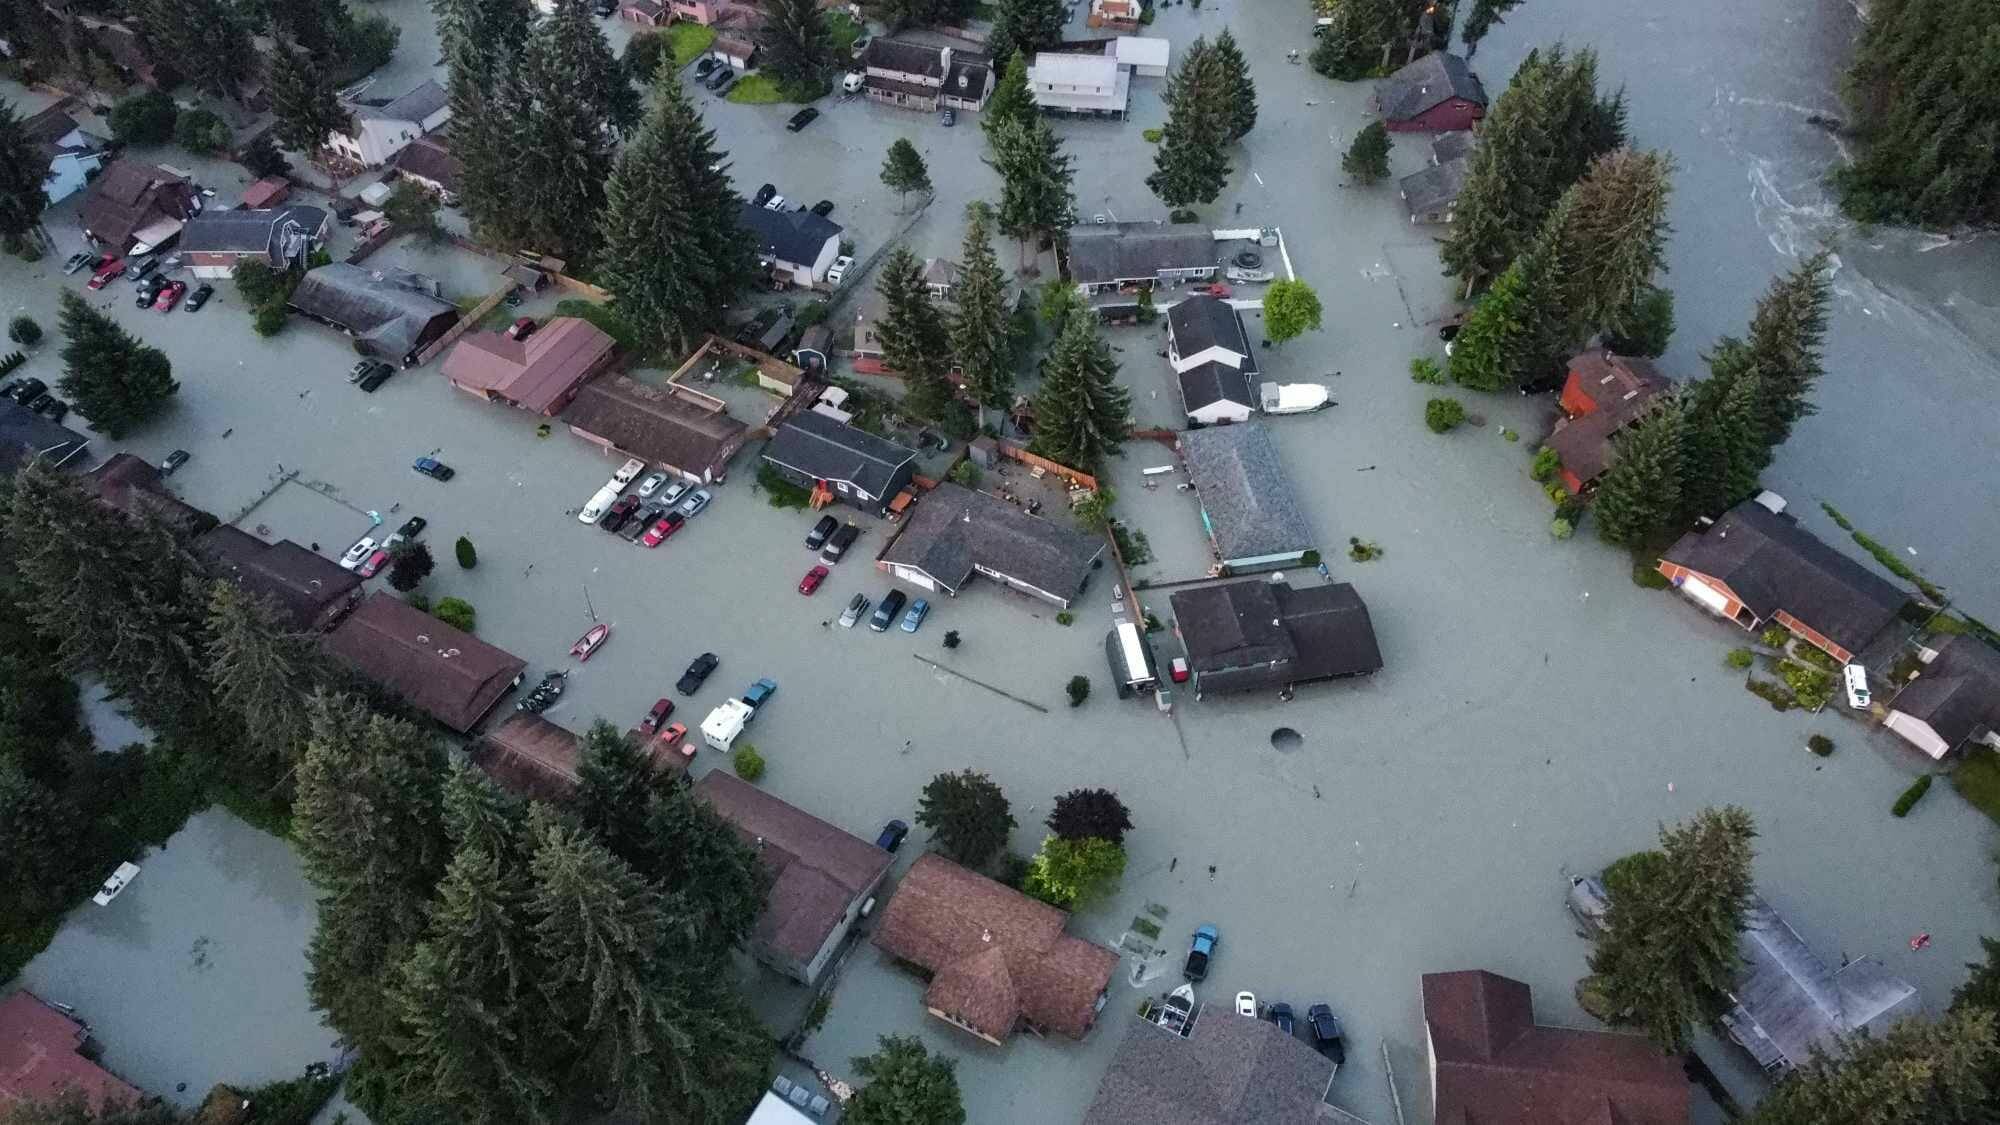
(773, 1076, 793, 1098)
(788, 1085, 811, 1108)
(809, 1095, 830, 1116)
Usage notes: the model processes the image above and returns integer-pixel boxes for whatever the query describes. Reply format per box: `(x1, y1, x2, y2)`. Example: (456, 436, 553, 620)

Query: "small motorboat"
(570, 623, 611, 661)
(1154, 984, 1196, 1037)
(517, 670, 566, 713)
(93, 861, 140, 906)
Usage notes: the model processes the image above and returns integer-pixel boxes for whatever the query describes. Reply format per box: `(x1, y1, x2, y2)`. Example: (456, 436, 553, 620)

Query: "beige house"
(329, 80, 451, 167)
(858, 37, 994, 113)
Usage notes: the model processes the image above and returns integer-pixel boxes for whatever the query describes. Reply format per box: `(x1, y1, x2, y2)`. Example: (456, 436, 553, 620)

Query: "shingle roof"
(1082, 1012, 1338, 1125)
(1377, 52, 1487, 122)
(1546, 406, 1635, 486)
(737, 201, 841, 270)
(1890, 635, 2000, 749)
(393, 134, 461, 192)
(179, 205, 328, 264)
(79, 160, 196, 251)
(354, 79, 448, 123)
(880, 482, 1105, 601)
(1180, 424, 1315, 563)
(944, 57, 990, 99)
(763, 412, 915, 499)
(1723, 894, 1920, 1071)
(469, 712, 584, 802)
(87, 453, 205, 530)
(560, 376, 748, 475)
(0, 991, 143, 1110)
(1067, 222, 1218, 285)
(1662, 500, 1908, 655)
(1568, 350, 1673, 414)
(1275, 581, 1383, 681)
(1178, 362, 1256, 414)
(0, 399, 93, 476)
(322, 592, 526, 732)
(694, 771, 893, 966)
(289, 264, 458, 360)
(20, 100, 102, 161)
(872, 854, 1118, 1041)
(1170, 578, 1381, 693)
(195, 525, 361, 631)
(863, 36, 948, 78)
(441, 317, 615, 414)
(1399, 157, 1470, 218)
(1424, 970, 1690, 1125)
(1168, 295, 1250, 361)
(1431, 129, 1478, 163)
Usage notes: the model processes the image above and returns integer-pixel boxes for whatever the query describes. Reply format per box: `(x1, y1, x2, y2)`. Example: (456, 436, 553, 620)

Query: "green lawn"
(1953, 747, 2000, 825)
(667, 22, 717, 68)
(726, 73, 785, 104)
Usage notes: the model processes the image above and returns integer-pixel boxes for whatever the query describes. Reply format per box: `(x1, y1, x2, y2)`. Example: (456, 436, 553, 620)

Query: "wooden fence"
(993, 442, 1099, 492)
(413, 281, 513, 366)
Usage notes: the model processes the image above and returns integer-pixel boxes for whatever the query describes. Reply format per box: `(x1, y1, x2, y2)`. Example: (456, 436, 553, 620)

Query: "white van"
(1843, 663, 1871, 709)
(843, 70, 864, 94)
(578, 483, 623, 523)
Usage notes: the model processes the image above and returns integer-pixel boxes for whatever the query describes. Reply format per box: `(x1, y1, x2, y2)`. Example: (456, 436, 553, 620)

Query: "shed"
(239, 177, 290, 208)
(1111, 35, 1171, 77)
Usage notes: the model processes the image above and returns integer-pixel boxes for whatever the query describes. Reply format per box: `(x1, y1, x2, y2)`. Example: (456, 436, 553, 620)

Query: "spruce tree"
(1743, 1007, 2000, 1125)
(981, 53, 1036, 143)
(992, 116, 1074, 268)
(1310, 0, 1403, 82)
(1447, 193, 1576, 390)
(880, 137, 933, 213)
(1342, 121, 1392, 184)
(55, 292, 178, 440)
(0, 100, 49, 248)
(1460, 0, 1522, 57)
(1719, 252, 1832, 451)
(1591, 396, 1685, 547)
(1030, 312, 1129, 469)
(759, 0, 834, 94)
(875, 248, 955, 420)
(437, 0, 532, 245)
(987, 0, 1064, 66)
(504, 0, 626, 262)
(598, 70, 749, 354)
(1604, 286, 1675, 357)
(949, 206, 1013, 422)
(267, 46, 348, 158)
(574, 719, 669, 867)
(1557, 148, 1675, 344)
(204, 581, 324, 791)
(137, 0, 254, 101)
(1210, 28, 1257, 141)
(1147, 38, 1233, 209)
(638, 784, 771, 947)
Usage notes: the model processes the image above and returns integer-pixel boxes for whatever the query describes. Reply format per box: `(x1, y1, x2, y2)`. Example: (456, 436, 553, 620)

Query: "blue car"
(875, 819, 909, 851)
(412, 456, 455, 481)
(742, 677, 777, 709)
(900, 598, 930, 633)
(1184, 924, 1217, 981)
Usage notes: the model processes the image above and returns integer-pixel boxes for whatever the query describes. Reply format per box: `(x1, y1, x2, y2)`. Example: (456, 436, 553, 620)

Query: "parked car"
(43, 400, 68, 423)
(1269, 1001, 1295, 1036)
(86, 258, 125, 289)
(611, 457, 647, 485)
(621, 506, 658, 542)
(349, 358, 377, 383)
(752, 182, 776, 206)
(26, 394, 54, 414)
(869, 590, 907, 631)
(641, 511, 685, 547)
(900, 598, 930, 633)
(676, 488, 712, 518)
(135, 276, 165, 307)
(412, 456, 455, 481)
(160, 450, 191, 475)
(806, 514, 838, 549)
(1184, 924, 1217, 981)
(357, 548, 391, 578)
(658, 480, 690, 508)
(842, 70, 864, 94)
(1235, 992, 1257, 1018)
(153, 280, 186, 311)
(578, 483, 623, 523)
(655, 721, 688, 750)
(184, 282, 214, 311)
(706, 67, 734, 92)
(506, 316, 537, 340)
(1307, 1004, 1345, 1064)
(9, 378, 46, 404)
(786, 107, 820, 132)
(875, 819, 909, 852)
(358, 364, 395, 392)
(838, 593, 870, 628)
(128, 256, 159, 283)
(810, 199, 835, 217)
(640, 697, 674, 732)
(635, 471, 668, 498)
(396, 516, 427, 539)
(1844, 663, 1871, 709)
(940, 107, 955, 127)
(826, 255, 854, 285)
(62, 252, 96, 275)
(599, 495, 642, 532)
(820, 522, 860, 564)
(340, 537, 377, 570)
(799, 564, 829, 595)
(763, 193, 787, 211)
(677, 651, 719, 695)
(695, 56, 721, 79)
(742, 678, 777, 708)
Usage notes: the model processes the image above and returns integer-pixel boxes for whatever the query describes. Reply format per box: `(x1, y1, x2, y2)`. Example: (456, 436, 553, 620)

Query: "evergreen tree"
(759, 0, 834, 93)
(268, 46, 349, 157)
(1586, 805, 1757, 1052)
(1953, 936, 2000, 1016)
(135, 0, 255, 101)
(1147, 38, 1233, 209)
(1676, 368, 1764, 524)
(1447, 194, 1577, 390)
(1604, 286, 1675, 357)
(844, 1035, 966, 1125)
(435, 0, 532, 84)
(1556, 148, 1675, 343)
(598, 70, 750, 354)
(1592, 396, 1686, 546)
(204, 581, 324, 790)
(54, 292, 179, 438)
(1310, 0, 1404, 81)
(874, 248, 956, 420)
(987, 0, 1064, 65)
(437, 0, 532, 245)
(0, 99, 48, 250)
(1460, 0, 1523, 57)
(981, 53, 1036, 143)
(1711, 252, 1832, 452)
(503, 0, 628, 262)
(1743, 1007, 1999, 1125)
(991, 116, 1074, 267)
(880, 137, 933, 213)
(949, 206, 1012, 421)
(636, 783, 772, 947)
(1030, 311, 1130, 469)
(573, 719, 669, 866)
(1211, 28, 1257, 141)
(1342, 121, 1392, 184)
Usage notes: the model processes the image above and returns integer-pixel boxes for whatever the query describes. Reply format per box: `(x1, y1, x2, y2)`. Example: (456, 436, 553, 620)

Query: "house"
(1177, 362, 1259, 425)
(921, 257, 962, 300)
(239, 177, 290, 209)
(762, 412, 918, 516)
(1169, 576, 1382, 697)
(179, 205, 330, 279)
(1424, 970, 1690, 1124)
(1027, 52, 1130, 118)
(738, 201, 843, 288)
(1546, 349, 1674, 494)
(710, 34, 757, 70)
(1376, 52, 1487, 132)
(441, 317, 616, 416)
(195, 525, 363, 632)
(1658, 495, 1909, 664)
(1088, 0, 1143, 32)
(1398, 131, 1476, 224)
(619, 0, 671, 25)
(0, 990, 144, 1110)
(0, 399, 93, 477)
(881, 482, 1105, 608)
(288, 264, 460, 366)
(858, 38, 994, 113)
(1179, 424, 1316, 573)
(1080, 1011, 1337, 1125)
(693, 771, 894, 985)
(871, 853, 1119, 1045)
(21, 99, 109, 204)
(87, 453, 207, 532)
(1885, 635, 2000, 760)
(1167, 294, 1259, 424)
(392, 134, 461, 202)
(322, 592, 526, 733)
(1111, 36, 1171, 78)
(1067, 221, 1219, 298)
(329, 79, 449, 167)
(562, 375, 749, 484)
(79, 160, 200, 255)
(1719, 893, 1919, 1073)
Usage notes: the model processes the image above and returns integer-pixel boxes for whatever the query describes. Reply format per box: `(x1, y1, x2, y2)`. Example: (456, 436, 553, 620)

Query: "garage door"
(892, 566, 935, 592)
(1679, 575, 1732, 615)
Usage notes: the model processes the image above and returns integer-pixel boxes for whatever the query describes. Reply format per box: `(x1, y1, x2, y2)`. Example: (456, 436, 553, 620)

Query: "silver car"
(838, 593, 870, 628)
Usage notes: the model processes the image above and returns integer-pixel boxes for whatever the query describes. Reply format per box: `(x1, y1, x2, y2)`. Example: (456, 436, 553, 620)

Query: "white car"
(827, 255, 855, 285)
(659, 480, 690, 508)
(340, 537, 377, 569)
(1235, 991, 1257, 1018)
(94, 861, 141, 906)
(765, 194, 788, 211)
(579, 483, 623, 523)
(612, 457, 647, 485)
(635, 471, 668, 498)
(1844, 663, 1871, 709)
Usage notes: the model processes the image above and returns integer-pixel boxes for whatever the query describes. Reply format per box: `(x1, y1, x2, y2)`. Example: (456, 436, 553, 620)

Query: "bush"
(455, 536, 477, 568)
(623, 30, 670, 84)
(405, 591, 431, 612)
(1055, 611, 1074, 626)
(1632, 562, 1671, 589)
(1169, 208, 1198, 223)
(757, 462, 812, 509)
(433, 596, 476, 632)
(1725, 648, 1755, 670)
(108, 89, 177, 144)
(1066, 675, 1090, 707)
(796, 300, 830, 327)
(1347, 537, 1382, 562)
(1142, 127, 1163, 143)
(7, 317, 41, 346)
(1952, 748, 2000, 826)
(236, 1073, 340, 1125)
(1808, 734, 1835, 756)
(1745, 678, 1795, 711)
(554, 299, 648, 358)
(252, 302, 289, 336)
(942, 629, 960, 649)
(1501, 427, 1519, 442)
(948, 459, 982, 487)
(1891, 774, 1933, 817)
(173, 108, 231, 153)
(1760, 625, 1790, 648)
(1424, 397, 1467, 433)
(1780, 661, 1833, 710)
(733, 743, 765, 781)
(1529, 446, 1561, 481)
(1550, 517, 1574, 540)
(1542, 480, 1568, 506)
(1409, 356, 1446, 384)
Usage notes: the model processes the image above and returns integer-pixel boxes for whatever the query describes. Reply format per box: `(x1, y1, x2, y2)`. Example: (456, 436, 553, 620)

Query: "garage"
(1676, 574, 1733, 616)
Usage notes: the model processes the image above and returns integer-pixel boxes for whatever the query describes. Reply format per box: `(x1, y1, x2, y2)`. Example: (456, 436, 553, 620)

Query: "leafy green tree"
(1591, 396, 1685, 546)
(1556, 148, 1675, 344)
(1742, 1006, 2000, 1125)
(1586, 805, 1757, 1052)
(344, 12, 403, 76)
(0, 100, 50, 249)
(1263, 279, 1323, 344)
(1604, 286, 1675, 357)
(759, 0, 835, 92)
(574, 719, 670, 865)
(107, 89, 177, 144)
(844, 1036, 966, 1125)
(204, 581, 325, 789)
(636, 783, 772, 947)
(383, 180, 444, 243)
(240, 133, 292, 178)
(434, 596, 476, 631)
(949, 207, 1013, 421)
(1147, 38, 1233, 209)
(387, 540, 435, 592)
(915, 769, 1015, 869)
(1038, 275, 1089, 335)
(1030, 311, 1130, 469)
(622, 30, 670, 85)
(1210, 28, 1257, 140)
(8, 317, 41, 346)
(268, 46, 349, 156)
(987, 0, 1064, 65)
(172, 108, 232, 153)
(598, 69, 750, 355)
(1022, 835, 1126, 908)
(982, 53, 1036, 143)
(55, 292, 179, 438)
(880, 137, 933, 213)
(1460, 0, 1523, 57)
(1046, 787, 1133, 845)
(1342, 121, 1391, 183)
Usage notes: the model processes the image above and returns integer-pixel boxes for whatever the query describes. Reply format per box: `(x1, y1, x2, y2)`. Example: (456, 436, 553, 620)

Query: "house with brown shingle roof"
(441, 317, 616, 416)
(871, 853, 1118, 1045)
(1546, 349, 1676, 494)
(80, 159, 201, 255)
(322, 592, 525, 733)
(0, 991, 144, 1111)
(88, 452, 210, 533)
(561, 376, 749, 485)
(196, 525, 362, 632)
(1423, 970, 1690, 1125)
(471, 713, 690, 802)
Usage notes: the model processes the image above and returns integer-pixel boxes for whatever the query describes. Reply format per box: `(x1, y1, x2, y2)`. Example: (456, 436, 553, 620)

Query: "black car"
(10, 378, 46, 404)
(676, 651, 719, 695)
(810, 199, 835, 217)
(752, 183, 777, 207)
(135, 276, 165, 306)
(599, 495, 642, 532)
(805, 514, 838, 549)
(620, 505, 658, 542)
(1269, 1002, 1295, 1036)
(43, 400, 69, 424)
(396, 516, 428, 539)
(160, 449, 191, 475)
(358, 364, 395, 392)
(874, 819, 909, 852)
(1307, 1004, 1345, 1064)
(869, 590, 907, 631)
(26, 393, 54, 414)
(694, 56, 720, 78)
(184, 283, 214, 312)
(412, 457, 455, 481)
(706, 66, 734, 91)
(128, 256, 159, 283)
(786, 107, 820, 132)
(819, 521, 860, 564)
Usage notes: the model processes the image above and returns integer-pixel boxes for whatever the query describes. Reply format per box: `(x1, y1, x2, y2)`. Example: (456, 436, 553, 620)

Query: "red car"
(153, 280, 187, 312)
(86, 257, 125, 289)
(639, 697, 674, 732)
(507, 316, 538, 340)
(356, 549, 391, 578)
(654, 721, 691, 756)
(798, 564, 830, 595)
(640, 510, 685, 547)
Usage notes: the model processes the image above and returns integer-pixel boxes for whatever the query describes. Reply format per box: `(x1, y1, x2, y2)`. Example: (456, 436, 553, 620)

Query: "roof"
(20, 100, 101, 161)
(1081, 1012, 1338, 1125)
(353, 79, 448, 123)
(393, 134, 461, 192)
(1891, 635, 2000, 749)
(880, 482, 1105, 600)
(442, 317, 615, 413)
(1724, 894, 1920, 1070)
(289, 264, 458, 359)
(469, 713, 583, 802)
(561, 376, 748, 473)
(1067, 221, 1218, 285)
(0, 990, 143, 1109)
(1399, 157, 1470, 217)
(240, 178, 289, 208)
(1378, 52, 1487, 122)
(1180, 424, 1316, 562)
(863, 36, 948, 78)
(1032, 51, 1119, 89)
(1662, 500, 1908, 654)
(1424, 970, 1690, 1125)
(322, 592, 526, 732)
(1546, 405, 1636, 485)
(1168, 295, 1251, 361)
(1111, 35, 1170, 69)
(764, 411, 916, 499)
(1431, 129, 1478, 163)
(944, 56, 990, 97)
(737, 201, 841, 269)
(713, 34, 756, 60)
(179, 206, 328, 263)
(1179, 362, 1256, 414)
(1568, 350, 1673, 414)
(922, 257, 962, 289)
(693, 771, 893, 965)
(195, 525, 361, 630)
(1170, 578, 1381, 692)
(87, 453, 204, 530)
(0, 399, 93, 477)
(80, 160, 196, 251)
(872, 854, 1119, 1041)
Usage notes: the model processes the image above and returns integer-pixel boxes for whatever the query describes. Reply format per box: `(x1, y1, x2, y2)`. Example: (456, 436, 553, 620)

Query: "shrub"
(1746, 678, 1795, 711)
(1760, 625, 1790, 648)
(1066, 675, 1090, 707)
(1142, 127, 1163, 143)
(1632, 562, 1672, 589)
(796, 300, 830, 327)
(7, 317, 41, 346)
(1143, 611, 1163, 633)
(173, 108, 231, 153)
(1347, 537, 1382, 562)
(1550, 517, 1574, 540)
(1409, 356, 1446, 384)
(1424, 397, 1467, 433)
(252, 302, 289, 336)
(757, 462, 812, 509)
(1169, 208, 1198, 223)
(405, 591, 431, 612)
(942, 629, 960, 649)
(108, 89, 177, 144)
(1725, 648, 1755, 670)
(623, 30, 670, 83)
(433, 596, 475, 632)
(1530, 447, 1561, 481)
(732, 743, 766, 781)
(1795, 645, 1840, 672)
(1055, 611, 1074, 626)
(948, 460, 982, 487)
(1891, 774, 1933, 817)
(1542, 480, 1568, 506)
(1780, 661, 1833, 710)
(1808, 734, 1835, 756)
(1501, 427, 1519, 442)
(455, 536, 477, 568)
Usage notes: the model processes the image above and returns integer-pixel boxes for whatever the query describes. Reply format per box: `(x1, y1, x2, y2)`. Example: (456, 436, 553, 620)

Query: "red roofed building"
(441, 318, 617, 416)
(1423, 970, 1690, 1124)
(0, 991, 144, 1111)
(1547, 349, 1675, 495)
(872, 854, 1118, 1045)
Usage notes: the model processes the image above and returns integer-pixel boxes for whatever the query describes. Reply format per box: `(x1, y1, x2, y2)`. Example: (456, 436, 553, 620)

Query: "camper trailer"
(1106, 622, 1158, 697)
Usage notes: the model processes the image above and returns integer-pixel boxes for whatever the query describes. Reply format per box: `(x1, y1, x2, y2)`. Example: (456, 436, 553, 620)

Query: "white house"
(1026, 52, 1129, 118)
(737, 200, 843, 288)
(328, 80, 451, 167)
(1167, 294, 1258, 424)
(22, 101, 109, 204)
(1883, 635, 2000, 760)
(1112, 36, 1171, 78)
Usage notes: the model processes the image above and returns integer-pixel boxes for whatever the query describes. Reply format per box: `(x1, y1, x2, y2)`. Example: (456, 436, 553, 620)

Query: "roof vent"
(981, 928, 992, 943)
(441, 647, 460, 658)
(416, 633, 431, 644)
(958, 72, 969, 89)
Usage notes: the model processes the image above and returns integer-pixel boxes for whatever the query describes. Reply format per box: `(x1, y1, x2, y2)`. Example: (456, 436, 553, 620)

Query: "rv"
(1105, 622, 1158, 697)
(701, 698, 755, 751)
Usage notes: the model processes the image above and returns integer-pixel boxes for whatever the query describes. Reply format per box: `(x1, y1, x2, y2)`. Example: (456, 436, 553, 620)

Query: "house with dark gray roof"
(737, 201, 844, 288)
(1658, 495, 1908, 664)
(330, 79, 450, 166)
(393, 134, 462, 199)
(1169, 576, 1381, 698)
(858, 38, 993, 113)
(761, 412, 917, 515)
(1179, 424, 1316, 572)
(881, 483, 1105, 609)
(1399, 132, 1476, 224)
(288, 264, 460, 365)
(1067, 221, 1220, 298)
(0, 399, 93, 477)
(1376, 52, 1487, 132)
(181, 205, 330, 279)
(1167, 295, 1259, 423)
(1719, 893, 1919, 1074)
(195, 525, 362, 632)
(1081, 1011, 1341, 1125)
(1885, 635, 2000, 760)
(21, 99, 108, 205)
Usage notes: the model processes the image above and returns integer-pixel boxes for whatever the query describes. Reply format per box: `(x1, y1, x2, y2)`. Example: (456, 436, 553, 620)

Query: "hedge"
(1891, 774, 1932, 817)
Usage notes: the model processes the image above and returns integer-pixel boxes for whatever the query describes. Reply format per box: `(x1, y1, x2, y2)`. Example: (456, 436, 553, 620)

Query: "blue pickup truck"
(1184, 924, 1218, 982)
